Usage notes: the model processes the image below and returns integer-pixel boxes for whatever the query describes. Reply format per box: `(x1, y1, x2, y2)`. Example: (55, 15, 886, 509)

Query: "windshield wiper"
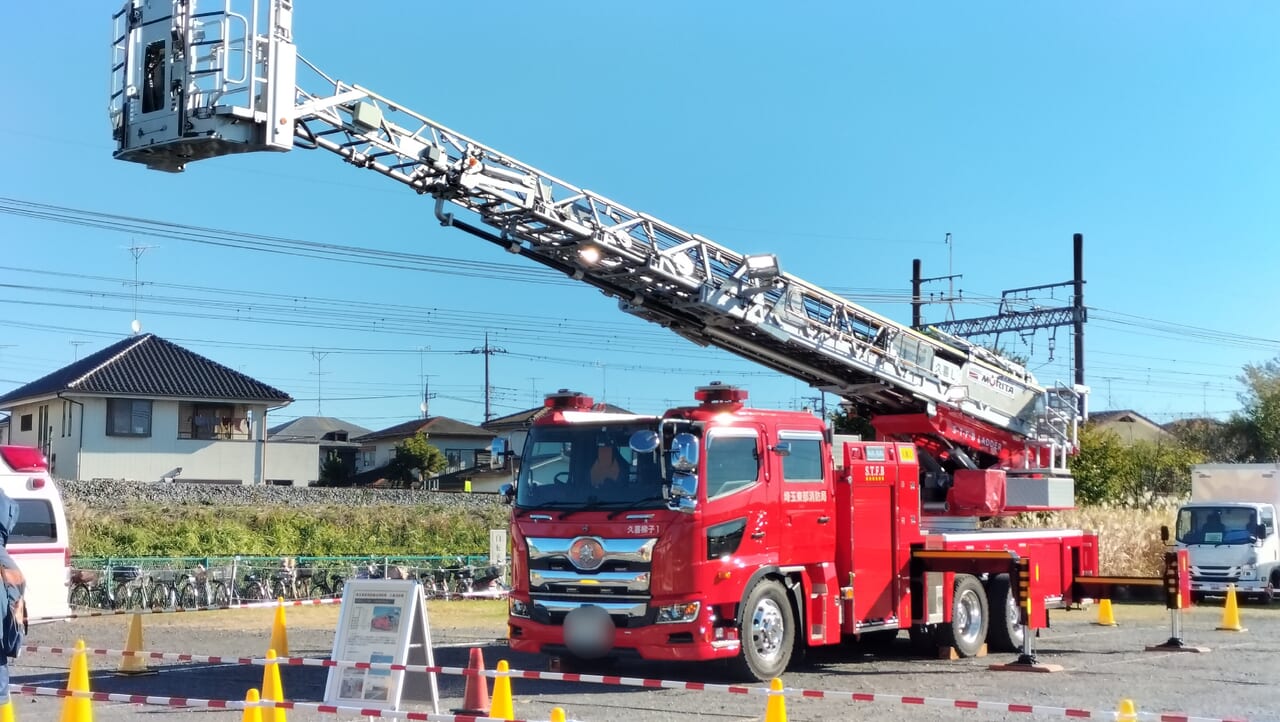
(558, 499, 649, 521)
(606, 496, 667, 520)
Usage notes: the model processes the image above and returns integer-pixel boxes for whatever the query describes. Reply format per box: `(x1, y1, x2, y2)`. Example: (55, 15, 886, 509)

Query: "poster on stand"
(324, 579, 439, 714)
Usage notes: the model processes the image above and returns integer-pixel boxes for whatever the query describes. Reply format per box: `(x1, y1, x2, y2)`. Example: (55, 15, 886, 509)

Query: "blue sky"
(2, 2, 1277, 429)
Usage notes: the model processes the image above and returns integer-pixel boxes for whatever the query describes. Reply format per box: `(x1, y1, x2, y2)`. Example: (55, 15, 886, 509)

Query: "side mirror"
(498, 483, 515, 505)
(670, 432, 700, 473)
(1160, 525, 1170, 543)
(668, 471, 698, 512)
(1255, 523, 1269, 540)
(629, 429, 660, 454)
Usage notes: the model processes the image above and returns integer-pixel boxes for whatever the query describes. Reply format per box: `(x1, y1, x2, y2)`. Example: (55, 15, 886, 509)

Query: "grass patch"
(69, 503, 509, 558)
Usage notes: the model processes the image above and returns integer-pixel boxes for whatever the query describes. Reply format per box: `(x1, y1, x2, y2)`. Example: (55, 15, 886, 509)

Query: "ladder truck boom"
(109, 0, 1085, 474)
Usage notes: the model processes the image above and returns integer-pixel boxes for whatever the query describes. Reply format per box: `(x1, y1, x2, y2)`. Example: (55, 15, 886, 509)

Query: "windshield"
(516, 421, 669, 510)
(1176, 506, 1259, 545)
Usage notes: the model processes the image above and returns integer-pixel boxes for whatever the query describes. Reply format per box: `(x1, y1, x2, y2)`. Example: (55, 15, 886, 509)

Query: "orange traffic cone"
(269, 599, 289, 657)
(241, 688, 262, 722)
(58, 639, 92, 722)
(550, 708, 566, 722)
(117, 613, 154, 675)
(1094, 599, 1118, 626)
(455, 647, 491, 716)
(1, 697, 14, 722)
(260, 649, 287, 722)
(1117, 698, 1138, 722)
(764, 677, 788, 722)
(491, 660, 514, 720)
(1216, 585, 1245, 632)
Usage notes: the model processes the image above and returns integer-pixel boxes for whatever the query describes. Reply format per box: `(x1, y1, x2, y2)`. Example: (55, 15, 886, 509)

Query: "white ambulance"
(0, 446, 73, 621)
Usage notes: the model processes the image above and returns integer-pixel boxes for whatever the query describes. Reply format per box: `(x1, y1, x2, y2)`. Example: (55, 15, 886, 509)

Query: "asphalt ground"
(9, 599, 1280, 722)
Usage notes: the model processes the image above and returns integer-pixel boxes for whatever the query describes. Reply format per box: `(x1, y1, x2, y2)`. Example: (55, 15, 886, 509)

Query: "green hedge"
(68, 503, 509, 558)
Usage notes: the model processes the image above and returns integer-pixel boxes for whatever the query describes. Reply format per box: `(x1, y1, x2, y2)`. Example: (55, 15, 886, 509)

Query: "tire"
(940, 574, 988, 658)
(985, 573, 1025, 653)
(729, 579, 795, 681)
(149, 582, 174, 610)
(177, 583, 200, 610)
(68, 583, 92, 609)
(308, 582, 331, 600)
(210, 581, 231, 607)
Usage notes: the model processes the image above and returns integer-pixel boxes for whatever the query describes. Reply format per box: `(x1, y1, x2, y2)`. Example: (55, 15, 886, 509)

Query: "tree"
(1068, 425, 1204, 507)
(1235, 358, 1280, 461)
(385, 432, 448, 488)
(828, 406, 876, 439)
(317, 455, 350, 487)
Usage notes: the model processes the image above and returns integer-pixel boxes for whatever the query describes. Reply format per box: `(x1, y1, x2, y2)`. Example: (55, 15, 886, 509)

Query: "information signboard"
(324, 580, 439, 714)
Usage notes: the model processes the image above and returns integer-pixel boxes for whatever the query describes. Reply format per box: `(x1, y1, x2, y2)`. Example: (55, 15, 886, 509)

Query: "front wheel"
(985, 574, 1025, 653)
(940, 574, 989, 658)
(729, 579, 795, 681)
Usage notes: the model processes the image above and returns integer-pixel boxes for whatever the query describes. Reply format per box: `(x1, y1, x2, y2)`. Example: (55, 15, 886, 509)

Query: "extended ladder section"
(109, 0, 1085, 470)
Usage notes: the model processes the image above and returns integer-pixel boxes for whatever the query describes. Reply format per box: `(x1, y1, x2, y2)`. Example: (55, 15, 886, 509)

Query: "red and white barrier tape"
(16, 645, 1255, 722)
(7, 685, 535, 721)
(32, 596, 342, 622)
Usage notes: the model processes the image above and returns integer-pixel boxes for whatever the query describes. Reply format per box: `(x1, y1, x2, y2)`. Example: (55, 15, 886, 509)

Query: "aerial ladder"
(109, 0, 1087, 504)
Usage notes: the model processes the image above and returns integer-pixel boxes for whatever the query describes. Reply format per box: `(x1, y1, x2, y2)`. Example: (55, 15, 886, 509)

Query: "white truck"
(1172, 463, 1280, 603)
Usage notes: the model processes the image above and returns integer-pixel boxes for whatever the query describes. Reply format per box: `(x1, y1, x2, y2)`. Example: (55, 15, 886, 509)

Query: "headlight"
(509, 598, 530, 618)
(656, 602, 700, 624)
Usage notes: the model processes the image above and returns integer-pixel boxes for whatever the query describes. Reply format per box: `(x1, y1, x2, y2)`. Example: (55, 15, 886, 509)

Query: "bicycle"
(175, 565, 229, 609)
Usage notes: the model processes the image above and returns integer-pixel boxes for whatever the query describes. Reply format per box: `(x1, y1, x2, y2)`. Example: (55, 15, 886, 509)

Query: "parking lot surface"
(11, 600, 1279, 721)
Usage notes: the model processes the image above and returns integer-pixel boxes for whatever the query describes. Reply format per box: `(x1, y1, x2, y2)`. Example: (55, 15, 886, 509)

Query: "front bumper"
(508, 609, 739, 662)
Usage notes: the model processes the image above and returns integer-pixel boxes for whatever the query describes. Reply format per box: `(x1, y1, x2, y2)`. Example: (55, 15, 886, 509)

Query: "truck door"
(702, 426, 772, 564)
(776, 429, 835, 566)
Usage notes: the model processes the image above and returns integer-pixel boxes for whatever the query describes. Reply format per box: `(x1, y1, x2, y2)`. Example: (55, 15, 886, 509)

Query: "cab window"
(704, 430, 759, 500)
(779, 431, 824, 483)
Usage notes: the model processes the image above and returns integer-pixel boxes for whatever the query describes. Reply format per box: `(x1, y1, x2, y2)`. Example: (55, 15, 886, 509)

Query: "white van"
(0, 445, 73, 621)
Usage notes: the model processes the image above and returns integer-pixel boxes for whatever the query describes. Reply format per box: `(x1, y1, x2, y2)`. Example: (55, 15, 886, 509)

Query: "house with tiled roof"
(268, 416, 373, 482)
(354, 416, 496, 478)
(0, 333, 311, 485)
(1089, 409, 1173, 445)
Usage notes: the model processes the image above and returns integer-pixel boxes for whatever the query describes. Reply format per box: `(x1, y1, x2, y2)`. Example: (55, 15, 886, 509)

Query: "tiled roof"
(354, 416, 495, 443)
(0, 334, 292, 408)
(268, 416, 374, 443)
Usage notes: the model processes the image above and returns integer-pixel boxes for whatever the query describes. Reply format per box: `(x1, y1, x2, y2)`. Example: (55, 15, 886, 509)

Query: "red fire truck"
(109, 0, 1124, 681)
(502, 385, 1097, 680)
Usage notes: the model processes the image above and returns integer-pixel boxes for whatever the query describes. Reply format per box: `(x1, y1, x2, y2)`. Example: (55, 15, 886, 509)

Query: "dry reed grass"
(1003, 505, 1180, 576)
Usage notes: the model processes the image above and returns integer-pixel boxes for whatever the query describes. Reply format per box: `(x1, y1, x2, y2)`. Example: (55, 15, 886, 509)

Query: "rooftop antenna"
(125, 243, 157, 334)
(69, 340, 88, 361)
(310, 350, 331, 415)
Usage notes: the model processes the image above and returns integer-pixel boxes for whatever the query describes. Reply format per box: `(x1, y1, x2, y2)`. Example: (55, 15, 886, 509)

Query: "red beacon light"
(0, 445, 49, 473)
(694, 382, 748, 406)
(543, 389, 595, 411)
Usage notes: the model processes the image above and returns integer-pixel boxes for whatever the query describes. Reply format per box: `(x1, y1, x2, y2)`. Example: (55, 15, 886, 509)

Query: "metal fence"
(69, 554, 507, 610)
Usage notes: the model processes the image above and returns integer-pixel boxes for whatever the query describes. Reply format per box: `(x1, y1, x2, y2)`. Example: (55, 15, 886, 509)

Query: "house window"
(446, 448, 476, 471)
(360, 447, 375, 468)
(19, 415, 31, 432)
(178, 402, 247, 440)
(106, 399, 152, 437)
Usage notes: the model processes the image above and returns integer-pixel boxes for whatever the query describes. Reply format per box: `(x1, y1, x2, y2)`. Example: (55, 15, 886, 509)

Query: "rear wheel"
(68, 583, 92, 609)
(729, 579, 795, 681)
(940, 574, 988, 658)
(985, 573, 1025, 653)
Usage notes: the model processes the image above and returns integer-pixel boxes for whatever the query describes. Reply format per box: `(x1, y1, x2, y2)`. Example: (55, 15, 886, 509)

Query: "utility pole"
(528, 377, 541, 407)
(468, 333, 507, 423)
(418, 346, 435, 418)
(911, 233, 963, 328)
